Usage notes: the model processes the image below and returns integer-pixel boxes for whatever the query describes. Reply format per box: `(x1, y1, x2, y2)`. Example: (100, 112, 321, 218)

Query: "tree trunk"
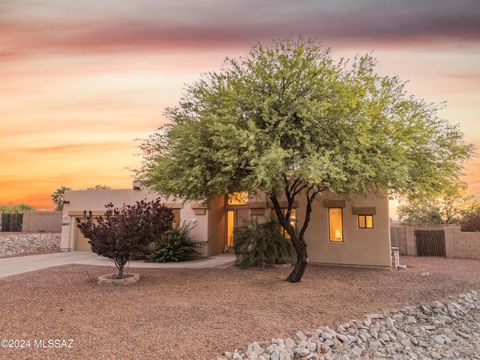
(270, 194, 310, 283)
(287, 236, 308, 283)
(271, 187, 318, 283)
(116, 261, 125, 279)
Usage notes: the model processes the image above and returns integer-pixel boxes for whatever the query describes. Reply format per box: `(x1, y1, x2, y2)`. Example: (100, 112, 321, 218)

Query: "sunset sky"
(1, 0, 479, 209)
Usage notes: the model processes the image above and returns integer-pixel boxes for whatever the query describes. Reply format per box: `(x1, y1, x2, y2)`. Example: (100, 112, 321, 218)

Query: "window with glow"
(226, 210, 235, 247)
(227, 192, 248, 205)
(172, 209, 180, 229)
(358, 215, 374, 229)
(329, 208, 343, 242)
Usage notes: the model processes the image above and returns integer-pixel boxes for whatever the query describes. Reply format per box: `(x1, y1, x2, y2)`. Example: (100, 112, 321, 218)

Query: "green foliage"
(461, 203, 480, 232)
(51, 185, 71, 211)
(139, 38, 472, 202)
(148, 225, 199, 263)
(0, 203, 35, 213)
(233, 220, 294, 268)
(139, 37, 474, 282)
(398, 184, 474, 225)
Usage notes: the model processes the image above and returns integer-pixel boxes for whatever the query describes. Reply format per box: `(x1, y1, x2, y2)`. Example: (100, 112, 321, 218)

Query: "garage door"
(75, 219, 92, 251)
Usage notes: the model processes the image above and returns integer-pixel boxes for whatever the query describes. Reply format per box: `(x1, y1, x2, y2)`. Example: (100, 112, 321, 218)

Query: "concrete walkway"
(0, 252, 235, 279)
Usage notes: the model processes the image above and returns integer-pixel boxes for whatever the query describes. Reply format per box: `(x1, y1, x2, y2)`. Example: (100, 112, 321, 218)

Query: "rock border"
(220, 290, 479, 360)
(97, 273, 140, 285)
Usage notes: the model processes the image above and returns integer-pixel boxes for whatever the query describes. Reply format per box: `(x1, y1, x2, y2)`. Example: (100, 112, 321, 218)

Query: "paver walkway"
(0, 251, 235, 278)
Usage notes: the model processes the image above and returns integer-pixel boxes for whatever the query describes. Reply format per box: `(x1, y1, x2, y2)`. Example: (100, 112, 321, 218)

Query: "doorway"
(226, 208, 250, 250)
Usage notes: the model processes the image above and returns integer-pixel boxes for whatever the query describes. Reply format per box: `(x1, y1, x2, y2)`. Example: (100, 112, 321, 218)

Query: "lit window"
(358, 215, 374, 229)
(227, 192, 248, 205)
(329, 208, 343, 242)
(172, 209, 180, 229)
(226, 210, 235, 247)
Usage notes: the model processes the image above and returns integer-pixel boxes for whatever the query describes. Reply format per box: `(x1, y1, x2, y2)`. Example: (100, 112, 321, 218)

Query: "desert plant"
(148, 224, 199, 262)
(233, 219, 294, 269)
(77, 199, 174, 279)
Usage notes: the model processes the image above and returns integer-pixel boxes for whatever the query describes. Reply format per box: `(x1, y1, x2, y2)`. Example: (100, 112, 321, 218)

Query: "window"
(358, 215, 374, 229)
(172, 209, 180, 229)
(271, 208, 297, 239)
(328, 208, 343, 242)
(227, 192, 248, 205)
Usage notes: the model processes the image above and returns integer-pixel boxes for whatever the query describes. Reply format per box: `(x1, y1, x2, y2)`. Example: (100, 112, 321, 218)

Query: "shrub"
(461, 205, 480, 232)
(77, 199, 174, 279)
(148, 224, 199, 262)
(233, 219, 294, 268)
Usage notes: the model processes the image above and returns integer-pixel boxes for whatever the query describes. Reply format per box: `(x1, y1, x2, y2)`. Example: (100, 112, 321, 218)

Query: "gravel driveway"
(0, 256, 479, 359)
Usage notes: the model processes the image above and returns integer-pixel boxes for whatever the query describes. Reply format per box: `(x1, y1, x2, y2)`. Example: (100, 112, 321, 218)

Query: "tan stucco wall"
(207, 196, 226, 256)
(299, 193, 391, 268)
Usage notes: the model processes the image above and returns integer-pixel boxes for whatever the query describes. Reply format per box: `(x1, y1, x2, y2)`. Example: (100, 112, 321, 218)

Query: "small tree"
(139, 38, 473, 282)
(51, 185, 71, 211)
(77, 199, 174, 279)
(398, 184, 473, 225)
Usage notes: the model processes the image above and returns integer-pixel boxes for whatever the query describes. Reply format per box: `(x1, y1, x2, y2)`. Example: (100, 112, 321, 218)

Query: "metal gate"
(0, 213, 23, 232)
(415, 230, 446, 257)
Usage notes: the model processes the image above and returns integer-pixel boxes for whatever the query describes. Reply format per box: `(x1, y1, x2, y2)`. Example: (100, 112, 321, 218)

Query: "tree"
(139, 38, 473, 282)
(51, 185, 71, 211)
(0, 203, 35, 213)
(87, 185, 111, 190)
(77, 199, 174, 279)
(398, 184, 473, 225)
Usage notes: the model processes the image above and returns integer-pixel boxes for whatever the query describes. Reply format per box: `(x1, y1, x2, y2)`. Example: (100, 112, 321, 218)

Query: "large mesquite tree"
(140, 38, 473, 282)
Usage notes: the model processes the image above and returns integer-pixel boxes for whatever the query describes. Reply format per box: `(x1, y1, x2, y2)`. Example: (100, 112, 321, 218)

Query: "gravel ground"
(0, 256, 479, 360)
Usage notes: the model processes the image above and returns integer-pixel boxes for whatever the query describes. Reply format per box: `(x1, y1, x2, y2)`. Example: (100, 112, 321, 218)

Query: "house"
(60, 182, 391, 268)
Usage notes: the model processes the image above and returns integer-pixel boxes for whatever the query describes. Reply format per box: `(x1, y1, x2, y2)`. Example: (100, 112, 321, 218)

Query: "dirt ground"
(0, 256, 479, 360)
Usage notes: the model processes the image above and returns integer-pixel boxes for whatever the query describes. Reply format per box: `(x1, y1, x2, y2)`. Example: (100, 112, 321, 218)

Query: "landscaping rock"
(219, 290, 480, 360)
(0, 232, 60, 257)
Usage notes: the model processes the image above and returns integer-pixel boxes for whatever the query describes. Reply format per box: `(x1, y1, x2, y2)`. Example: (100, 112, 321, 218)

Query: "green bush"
(233, 219, 294, 268)
(148, 225, 199, 262)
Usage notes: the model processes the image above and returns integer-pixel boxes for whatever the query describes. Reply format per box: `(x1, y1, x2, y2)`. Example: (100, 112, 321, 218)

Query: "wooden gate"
(415, 230, 446, 257)
(1, 213, 23, 232)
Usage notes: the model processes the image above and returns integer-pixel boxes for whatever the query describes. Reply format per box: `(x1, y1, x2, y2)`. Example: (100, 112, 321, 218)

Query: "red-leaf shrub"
(77, 199, 174, 279)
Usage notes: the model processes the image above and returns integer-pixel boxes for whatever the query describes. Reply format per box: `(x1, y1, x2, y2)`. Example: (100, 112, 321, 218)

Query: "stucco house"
(60, 183, 391, 268)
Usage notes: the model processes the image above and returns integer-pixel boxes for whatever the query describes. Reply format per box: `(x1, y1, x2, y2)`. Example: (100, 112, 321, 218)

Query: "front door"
(225, 208, 250, 250)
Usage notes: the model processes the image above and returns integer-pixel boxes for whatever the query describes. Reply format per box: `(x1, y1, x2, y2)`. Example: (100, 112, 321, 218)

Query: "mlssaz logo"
(34, 339, 74, 348)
